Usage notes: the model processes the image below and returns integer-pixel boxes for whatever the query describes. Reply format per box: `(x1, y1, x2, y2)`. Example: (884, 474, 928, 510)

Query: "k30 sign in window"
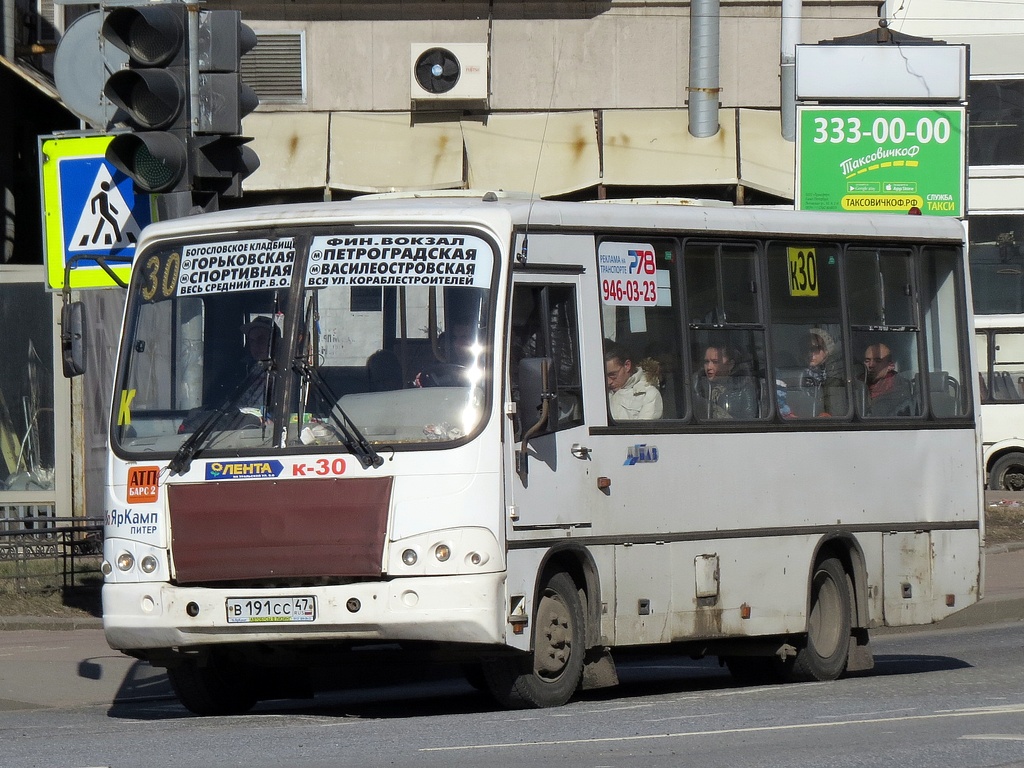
(796, 106, 965, 217)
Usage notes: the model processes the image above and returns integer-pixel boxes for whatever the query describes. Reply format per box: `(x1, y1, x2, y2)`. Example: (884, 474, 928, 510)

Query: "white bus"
(974, 314, 1024, 490)
(74, 194, 982, 715)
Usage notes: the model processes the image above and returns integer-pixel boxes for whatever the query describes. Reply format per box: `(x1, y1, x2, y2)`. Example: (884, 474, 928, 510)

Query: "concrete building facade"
(2, 0, 1016, 519)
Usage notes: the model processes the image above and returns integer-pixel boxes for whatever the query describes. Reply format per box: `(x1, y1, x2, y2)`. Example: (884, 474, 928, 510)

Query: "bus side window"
(990, 332, 1024, 402)
(920, 246, 971, 418)
(847, 247, 923, 419)
(509, 284, 583, 438)
(596, 238, 682, 420)
(685, 240, 768, 421)
(766, 242, 848, 420)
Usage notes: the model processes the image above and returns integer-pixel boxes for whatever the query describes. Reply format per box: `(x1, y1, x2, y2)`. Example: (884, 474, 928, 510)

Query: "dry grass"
(985, 503, 1024, 546)
(0, 587, 100, 618)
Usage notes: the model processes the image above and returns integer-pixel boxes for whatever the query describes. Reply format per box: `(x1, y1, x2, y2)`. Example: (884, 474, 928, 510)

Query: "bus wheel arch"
(535, 545, 602, 648)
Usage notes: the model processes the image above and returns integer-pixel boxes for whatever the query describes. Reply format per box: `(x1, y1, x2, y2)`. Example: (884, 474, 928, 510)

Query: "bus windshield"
(112, 231, 495, 464)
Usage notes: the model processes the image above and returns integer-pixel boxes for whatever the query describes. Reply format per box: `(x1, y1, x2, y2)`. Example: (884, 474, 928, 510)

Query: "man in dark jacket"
(861, 342, 913, 416)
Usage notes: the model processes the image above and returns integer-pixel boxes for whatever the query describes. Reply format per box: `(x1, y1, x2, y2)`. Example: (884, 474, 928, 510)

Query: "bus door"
(504, 275, 594, 528)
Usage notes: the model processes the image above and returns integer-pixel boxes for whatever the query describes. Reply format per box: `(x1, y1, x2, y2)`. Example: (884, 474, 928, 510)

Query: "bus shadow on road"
(847, 653, 972, 677)
(102, 652, 970, 721)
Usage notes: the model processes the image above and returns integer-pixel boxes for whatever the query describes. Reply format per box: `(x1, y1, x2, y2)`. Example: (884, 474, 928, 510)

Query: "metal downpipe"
(780, 0, 803, 141)
(688, 0, 721, 138)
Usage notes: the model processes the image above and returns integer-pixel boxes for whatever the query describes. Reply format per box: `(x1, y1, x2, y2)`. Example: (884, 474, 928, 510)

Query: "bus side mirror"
(61, 301, 87, 378)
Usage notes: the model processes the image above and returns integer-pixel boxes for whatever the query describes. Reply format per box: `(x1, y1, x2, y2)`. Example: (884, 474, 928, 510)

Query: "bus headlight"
(116, 552, 135, 572)
(101, 560, 113, 576)
(434, 544, 451, 562)
(402, 549, 418, 566)
(140, 555, 158, 574)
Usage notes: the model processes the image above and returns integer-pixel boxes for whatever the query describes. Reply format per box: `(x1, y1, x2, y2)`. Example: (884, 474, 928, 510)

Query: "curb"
(936, 595, 1024, 630)
(0, 615, 102, 632)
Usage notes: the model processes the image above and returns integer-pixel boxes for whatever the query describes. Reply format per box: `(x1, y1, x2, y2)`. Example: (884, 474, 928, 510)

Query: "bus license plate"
(225, 596, 317, 624)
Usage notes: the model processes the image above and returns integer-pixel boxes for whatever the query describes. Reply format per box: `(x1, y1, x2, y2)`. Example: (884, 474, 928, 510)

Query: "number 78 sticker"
(599, 242, 659, 306)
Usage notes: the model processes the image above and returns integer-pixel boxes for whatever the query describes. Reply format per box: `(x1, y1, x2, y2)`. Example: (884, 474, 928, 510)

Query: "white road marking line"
(420, 703, 1024, 752)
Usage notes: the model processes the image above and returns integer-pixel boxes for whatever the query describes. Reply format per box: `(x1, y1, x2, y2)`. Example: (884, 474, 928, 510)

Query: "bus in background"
(974, 315, 1024, 490)
(67, 194, 982, 715)
(967, 214, 1024, 490)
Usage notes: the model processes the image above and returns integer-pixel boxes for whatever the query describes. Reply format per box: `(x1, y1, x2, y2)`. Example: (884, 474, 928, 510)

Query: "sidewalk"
(0, 545, 1021, 709)
(938, 540, 1024, 629)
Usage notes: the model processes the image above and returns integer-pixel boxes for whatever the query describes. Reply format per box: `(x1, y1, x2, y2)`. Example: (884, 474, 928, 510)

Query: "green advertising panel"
(796, 106, 964, 217)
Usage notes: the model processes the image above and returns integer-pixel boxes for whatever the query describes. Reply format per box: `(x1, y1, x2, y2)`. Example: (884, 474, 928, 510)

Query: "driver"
(413, 321, 477, 387)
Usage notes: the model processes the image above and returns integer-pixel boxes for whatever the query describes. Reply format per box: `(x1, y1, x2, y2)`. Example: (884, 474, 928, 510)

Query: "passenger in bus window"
(693, 344, 758, 419)
(800, 328, 847, 417)
(860, 342, 913, 416)
(604, 343, 664, 420)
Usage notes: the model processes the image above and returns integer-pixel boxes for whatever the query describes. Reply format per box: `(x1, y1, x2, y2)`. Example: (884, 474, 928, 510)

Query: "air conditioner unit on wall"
(410, 43, 488, 106)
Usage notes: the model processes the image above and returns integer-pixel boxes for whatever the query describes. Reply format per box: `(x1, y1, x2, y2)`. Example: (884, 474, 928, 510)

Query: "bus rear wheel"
(167, 656, 258, 716)
(482, 572, 585, 709)
(988, 452, 1024, 491)
(784, 556, 852, 682)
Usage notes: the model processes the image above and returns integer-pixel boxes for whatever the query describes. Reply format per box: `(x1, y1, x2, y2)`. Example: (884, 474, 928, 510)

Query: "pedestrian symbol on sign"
(68, 163, 141, 252)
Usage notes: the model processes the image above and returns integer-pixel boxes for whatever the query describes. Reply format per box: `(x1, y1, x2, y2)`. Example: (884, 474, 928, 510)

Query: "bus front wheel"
(988, 452, 1024, 491)
(482, 572, 585, 709)
(167, 656, 258, 716)
(785, 557, 852, 683)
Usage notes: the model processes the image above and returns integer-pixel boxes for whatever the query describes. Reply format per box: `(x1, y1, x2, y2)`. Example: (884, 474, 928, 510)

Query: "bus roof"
(136, 192, 967, 247)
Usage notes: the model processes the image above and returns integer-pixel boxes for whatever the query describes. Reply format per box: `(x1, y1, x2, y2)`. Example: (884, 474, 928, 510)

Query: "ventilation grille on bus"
(240, 32, 305, 105)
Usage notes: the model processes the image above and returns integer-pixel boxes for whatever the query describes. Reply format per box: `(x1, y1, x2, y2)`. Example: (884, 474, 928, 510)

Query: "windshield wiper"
(167, 361, 272, 476)
(295, 361, 383, 469)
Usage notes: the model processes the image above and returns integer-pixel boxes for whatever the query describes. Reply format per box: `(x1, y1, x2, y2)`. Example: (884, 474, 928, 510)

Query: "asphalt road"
(1, 621, 1022, 768)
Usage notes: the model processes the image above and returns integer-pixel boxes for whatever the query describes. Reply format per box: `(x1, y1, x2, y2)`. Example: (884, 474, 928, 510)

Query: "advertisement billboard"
(796, 106, 965, 217)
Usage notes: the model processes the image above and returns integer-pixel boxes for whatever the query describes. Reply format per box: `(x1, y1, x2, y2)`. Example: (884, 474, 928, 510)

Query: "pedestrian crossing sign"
(39, 133, 155, 290)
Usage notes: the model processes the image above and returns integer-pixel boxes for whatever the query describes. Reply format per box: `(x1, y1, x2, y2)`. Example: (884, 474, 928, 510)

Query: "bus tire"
(785, 557, 852, 683)
(482, 572, 585, 709)
(988, 452, 1024, 491)
(167, 658, 258, 716)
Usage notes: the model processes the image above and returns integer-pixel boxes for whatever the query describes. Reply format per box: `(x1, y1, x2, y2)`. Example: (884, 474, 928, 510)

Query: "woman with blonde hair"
(604, 343, 663, 421)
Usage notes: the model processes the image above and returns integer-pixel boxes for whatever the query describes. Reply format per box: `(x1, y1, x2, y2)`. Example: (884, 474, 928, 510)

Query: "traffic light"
(191, 10, 260, 199)
(101, 4, 190, 195)
(100, 5, 260, 217)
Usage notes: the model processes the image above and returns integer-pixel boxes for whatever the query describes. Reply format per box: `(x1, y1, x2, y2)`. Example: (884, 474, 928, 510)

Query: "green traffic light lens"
(106, 133, 187, 194)
(132, 144, 177, 191)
